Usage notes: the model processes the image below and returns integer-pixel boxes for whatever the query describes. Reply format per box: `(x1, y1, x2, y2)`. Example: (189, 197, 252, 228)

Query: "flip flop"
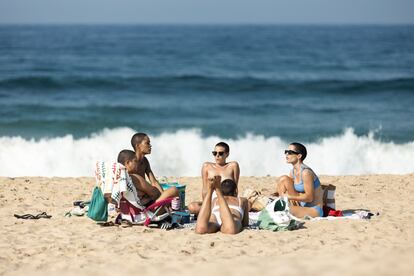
(99, 221, 116, 227)
(14, 212, 52, 219)
(114, 216, 132, 227)
(73, 201, 90, 208)
(120, 220, 133, 228)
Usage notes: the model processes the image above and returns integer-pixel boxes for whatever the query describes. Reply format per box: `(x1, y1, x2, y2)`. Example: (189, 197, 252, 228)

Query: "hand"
(213, 175, 221, 191)
(207, 177, 215, 191)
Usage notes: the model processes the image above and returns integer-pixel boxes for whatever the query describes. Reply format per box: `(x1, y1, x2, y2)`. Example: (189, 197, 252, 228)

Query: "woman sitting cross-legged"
(195, 176, 249, 235)
(276, 142, 324, 218)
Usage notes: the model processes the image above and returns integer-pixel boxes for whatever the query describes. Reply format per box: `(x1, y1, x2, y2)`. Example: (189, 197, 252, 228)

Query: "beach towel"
(92, 161, 146, 223)
(307, 210, 377, 221)
(94, 161, 143, 209)
(94, 161, 173, 225)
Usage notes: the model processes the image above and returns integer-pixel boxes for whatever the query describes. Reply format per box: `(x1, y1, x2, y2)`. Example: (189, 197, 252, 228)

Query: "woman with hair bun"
(276, 142, 324, 218)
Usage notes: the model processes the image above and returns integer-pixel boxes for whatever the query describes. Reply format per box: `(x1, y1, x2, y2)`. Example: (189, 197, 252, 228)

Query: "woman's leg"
(195, 180, 219, 234)
(284, 178, 300, 197)
(214, 179, 241, 234)
(277, 175, 293, 195)
(289, 205, 321, 218)
(277, 175, 302, 206)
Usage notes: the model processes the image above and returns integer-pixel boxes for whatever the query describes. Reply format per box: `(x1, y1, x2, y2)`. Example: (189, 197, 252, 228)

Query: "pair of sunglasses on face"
(213, 150, 297, 156)
(284, 149, 300, 155)
(212, 151, 226, 157)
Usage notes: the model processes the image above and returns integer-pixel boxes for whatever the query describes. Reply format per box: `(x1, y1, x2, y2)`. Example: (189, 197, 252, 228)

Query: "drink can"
(171, 197, 181, 211)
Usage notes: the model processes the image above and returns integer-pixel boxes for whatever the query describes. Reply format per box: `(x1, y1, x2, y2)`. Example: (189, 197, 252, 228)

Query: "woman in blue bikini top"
(276, 142, 324, 218)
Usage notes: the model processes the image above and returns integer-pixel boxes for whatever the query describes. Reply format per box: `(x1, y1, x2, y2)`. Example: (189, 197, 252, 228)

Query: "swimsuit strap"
(299, 164, 314, 182)
(299, 164, 307, 180)
(291, 167, 296, 181)
(301, 164, 321, 189)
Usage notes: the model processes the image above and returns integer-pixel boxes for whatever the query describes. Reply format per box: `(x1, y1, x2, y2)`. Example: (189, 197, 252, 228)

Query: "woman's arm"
(288, 170, 315, 203)
(201, 163, 209, 199)
(232, 162, 240, 184)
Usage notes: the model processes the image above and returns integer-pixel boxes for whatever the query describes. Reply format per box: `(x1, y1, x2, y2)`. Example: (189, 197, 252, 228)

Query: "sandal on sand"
(99, 221, 117, 227)
(114, 215, 132, 228)
(114, 214, 133, 228)
(14, 212, 52, 220)
(119, 220, 133, 228)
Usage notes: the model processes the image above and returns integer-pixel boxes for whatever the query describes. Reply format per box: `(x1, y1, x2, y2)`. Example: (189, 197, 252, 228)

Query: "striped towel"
(94, 161, 144, 210)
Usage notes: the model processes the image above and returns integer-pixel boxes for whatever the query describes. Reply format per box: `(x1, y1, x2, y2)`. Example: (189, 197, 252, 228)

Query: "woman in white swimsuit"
(188, 141, 240, 215)
(195, 176, 249, 235)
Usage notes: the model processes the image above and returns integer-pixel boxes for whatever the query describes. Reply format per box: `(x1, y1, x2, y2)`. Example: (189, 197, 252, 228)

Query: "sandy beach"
(1, 174, 413, 276)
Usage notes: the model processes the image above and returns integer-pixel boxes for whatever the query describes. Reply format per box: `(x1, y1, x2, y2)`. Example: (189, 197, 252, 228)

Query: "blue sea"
(0, 25, 413, 177)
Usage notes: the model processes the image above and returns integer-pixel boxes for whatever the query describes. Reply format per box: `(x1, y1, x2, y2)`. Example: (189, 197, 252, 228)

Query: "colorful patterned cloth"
(94, 161, 144, 210)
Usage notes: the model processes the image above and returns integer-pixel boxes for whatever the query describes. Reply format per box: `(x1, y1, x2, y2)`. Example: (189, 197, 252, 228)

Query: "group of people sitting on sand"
(116, 132, 323, 234)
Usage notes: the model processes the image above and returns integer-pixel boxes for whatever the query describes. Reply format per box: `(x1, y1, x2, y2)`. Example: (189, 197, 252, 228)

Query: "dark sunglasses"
(212, 151, 225, 157)
(284, 149, 300, 155)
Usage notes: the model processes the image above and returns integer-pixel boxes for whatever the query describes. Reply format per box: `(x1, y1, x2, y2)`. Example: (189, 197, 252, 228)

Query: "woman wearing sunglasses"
(276, 142, 324, 218)
(188, 142, 240, 215)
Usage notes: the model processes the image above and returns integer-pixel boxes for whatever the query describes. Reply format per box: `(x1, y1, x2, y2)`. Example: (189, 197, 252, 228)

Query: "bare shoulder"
(142, 157, 152, 168)
(142, 157, 152, 173)
(301, 168, 313, 177)
(202, 162, 214, 169)
(227, 161, 240, 168)
(143, 157, 150, 165)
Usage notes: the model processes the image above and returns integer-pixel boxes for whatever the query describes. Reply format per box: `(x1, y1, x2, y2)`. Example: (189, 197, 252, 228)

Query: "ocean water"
(0, 25, 413, 177)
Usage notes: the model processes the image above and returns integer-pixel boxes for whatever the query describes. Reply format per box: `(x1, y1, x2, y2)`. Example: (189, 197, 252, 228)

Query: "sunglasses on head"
(212, 151, 225, 157)
(284, 149, 300, 155)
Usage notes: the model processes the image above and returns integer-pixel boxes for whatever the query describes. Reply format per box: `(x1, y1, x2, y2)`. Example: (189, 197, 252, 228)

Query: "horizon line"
(1, 22, 414, 26)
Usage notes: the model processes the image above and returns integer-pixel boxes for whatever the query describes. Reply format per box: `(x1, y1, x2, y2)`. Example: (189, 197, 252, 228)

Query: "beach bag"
(243, 188, 271, 212)
(87, 186, 108, 222)
(171, 211, 190, 224)
(321, 184, 336, 210)
(258, 196, 301, 231)
(265, 197, 290, 226)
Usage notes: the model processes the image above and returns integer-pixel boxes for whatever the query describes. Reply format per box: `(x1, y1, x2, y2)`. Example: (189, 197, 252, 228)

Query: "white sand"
(0, 175, 413, 276)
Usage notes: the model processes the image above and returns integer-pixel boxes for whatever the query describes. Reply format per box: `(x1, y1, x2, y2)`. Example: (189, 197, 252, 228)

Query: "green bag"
(87, 186, 108, 222)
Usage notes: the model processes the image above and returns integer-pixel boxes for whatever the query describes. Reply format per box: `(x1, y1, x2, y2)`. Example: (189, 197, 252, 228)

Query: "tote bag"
(87, 186, 108, 222)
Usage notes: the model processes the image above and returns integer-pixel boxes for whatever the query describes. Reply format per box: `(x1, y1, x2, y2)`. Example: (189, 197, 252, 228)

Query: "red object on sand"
(328, 209, 343, 217)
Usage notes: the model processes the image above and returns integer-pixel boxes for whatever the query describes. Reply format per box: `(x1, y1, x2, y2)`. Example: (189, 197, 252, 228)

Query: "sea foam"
(0, 128, 413, 177)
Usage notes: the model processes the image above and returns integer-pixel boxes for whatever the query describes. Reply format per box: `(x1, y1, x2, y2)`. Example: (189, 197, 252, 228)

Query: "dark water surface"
(1, 25, 413, 142)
